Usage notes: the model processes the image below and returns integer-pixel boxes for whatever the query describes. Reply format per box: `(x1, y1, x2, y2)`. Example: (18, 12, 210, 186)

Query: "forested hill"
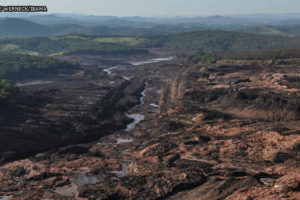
(163, 30, 300, 51)
(0, 54, 80, 80)
(0, 35, 149, 56)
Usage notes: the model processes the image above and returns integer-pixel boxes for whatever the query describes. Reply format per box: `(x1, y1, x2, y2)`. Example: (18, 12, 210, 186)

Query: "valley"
(0, 11, 300, 200)
(0, 48, 299, 199)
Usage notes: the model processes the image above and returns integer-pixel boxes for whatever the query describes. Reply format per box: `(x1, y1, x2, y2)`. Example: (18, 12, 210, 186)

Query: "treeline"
(0, 54, 80, 79)
(185, 48, 300, 64)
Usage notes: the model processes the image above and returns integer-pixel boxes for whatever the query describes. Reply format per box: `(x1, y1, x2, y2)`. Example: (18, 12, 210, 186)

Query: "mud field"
(0, 51, 299, 200)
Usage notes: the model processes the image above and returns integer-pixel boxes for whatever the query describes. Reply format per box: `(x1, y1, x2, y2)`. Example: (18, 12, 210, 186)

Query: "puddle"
(103, 66, 122, 75)
(150, 103, 158, 107)
(110, 162, 129, 177)
(130, 57, 174, 66)
(116, 138, 133, 144)
(54, 180, 83, 199)
(125, 114, 145, 131)
(260, 178, 275, 186)
(54, 170, 97, 199)
(121, 149, 130, 154)
(16, 80, 53, 87)
(122, 76, 130, 80)
(75, 173, 98, 187)
(273, 184, 284, 188)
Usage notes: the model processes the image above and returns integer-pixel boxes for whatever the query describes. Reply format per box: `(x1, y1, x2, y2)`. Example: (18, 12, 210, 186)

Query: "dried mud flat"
(0, 54, 299, 200)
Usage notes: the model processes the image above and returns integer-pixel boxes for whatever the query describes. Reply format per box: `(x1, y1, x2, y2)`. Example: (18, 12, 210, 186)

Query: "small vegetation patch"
(0, 79, 18, 100)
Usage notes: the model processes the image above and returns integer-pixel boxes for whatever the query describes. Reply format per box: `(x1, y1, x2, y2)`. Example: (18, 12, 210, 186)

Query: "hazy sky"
(1, 0, 300, 16)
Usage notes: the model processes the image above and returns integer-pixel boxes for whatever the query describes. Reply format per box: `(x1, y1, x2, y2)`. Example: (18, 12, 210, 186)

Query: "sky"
(1, 0, 300, 17)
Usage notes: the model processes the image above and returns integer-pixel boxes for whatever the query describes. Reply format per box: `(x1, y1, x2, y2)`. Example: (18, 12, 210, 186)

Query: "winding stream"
(129, 56, 174, 66)
(150, 103, 158, 108)
(103, 65, 123, 75)
(117, 138, 133, 144)
(125, 114, 145, 131)
(139, 85, 147, 105)
(103, 56, 174, 75)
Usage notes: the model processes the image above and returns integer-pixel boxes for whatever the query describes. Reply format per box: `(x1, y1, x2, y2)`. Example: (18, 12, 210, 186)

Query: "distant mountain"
(0, 18, 51, 37)
(0, 18, 119, 38)
(2, 14, 300, 38)
(0, 18, 205, 38)
(3, 13, 300, 28)
(23, 14, 150, 27)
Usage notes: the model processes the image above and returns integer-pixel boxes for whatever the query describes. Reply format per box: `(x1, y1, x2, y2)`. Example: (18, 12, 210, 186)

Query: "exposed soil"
(0, 52, 299, 200)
